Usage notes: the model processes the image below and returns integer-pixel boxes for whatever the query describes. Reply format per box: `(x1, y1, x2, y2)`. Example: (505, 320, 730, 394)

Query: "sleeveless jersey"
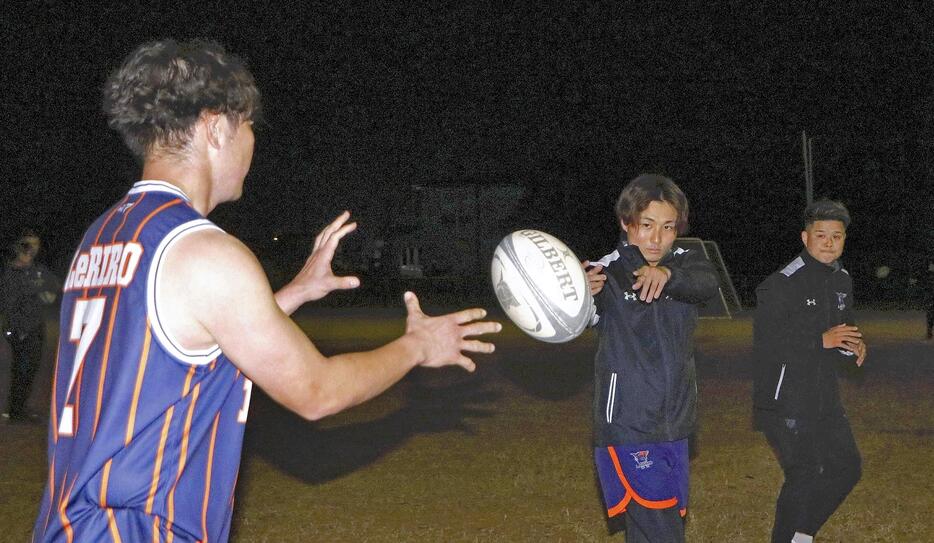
(33, 181, 253, 543)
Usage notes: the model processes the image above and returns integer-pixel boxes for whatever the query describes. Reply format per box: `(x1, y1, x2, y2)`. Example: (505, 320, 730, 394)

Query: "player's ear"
(800, 230, 808, 246)
(203, 112, 226, 150)
(620, 220, 629, 233)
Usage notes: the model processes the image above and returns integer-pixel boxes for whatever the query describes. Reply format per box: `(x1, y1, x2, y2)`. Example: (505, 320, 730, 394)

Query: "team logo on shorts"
(630, 450, 653, 470)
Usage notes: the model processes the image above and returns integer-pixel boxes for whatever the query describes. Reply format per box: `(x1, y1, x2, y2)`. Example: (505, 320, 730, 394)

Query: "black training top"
(752, 249, 858, 424)
(591, 238, 719, 446)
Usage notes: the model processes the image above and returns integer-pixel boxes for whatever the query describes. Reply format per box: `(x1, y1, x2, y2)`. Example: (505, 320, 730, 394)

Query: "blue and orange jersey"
(33, 181, 253, 543)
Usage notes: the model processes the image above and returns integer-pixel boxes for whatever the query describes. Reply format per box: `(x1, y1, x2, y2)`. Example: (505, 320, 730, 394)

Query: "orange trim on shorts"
(605, 446, 679, 516)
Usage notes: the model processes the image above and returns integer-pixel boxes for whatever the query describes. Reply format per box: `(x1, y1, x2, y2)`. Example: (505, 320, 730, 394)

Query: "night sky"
(3, 2, 933, 302)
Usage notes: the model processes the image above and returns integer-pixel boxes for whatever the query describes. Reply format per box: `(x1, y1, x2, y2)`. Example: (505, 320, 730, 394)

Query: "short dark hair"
(103, 39, 262, 158)
(804, 199, 850, 229)
(615, 173, 690, 234)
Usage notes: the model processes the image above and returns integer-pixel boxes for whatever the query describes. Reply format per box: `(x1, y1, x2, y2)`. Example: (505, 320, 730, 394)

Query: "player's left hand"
(632, 265, 671, 302)
(290, 211, 360, 302)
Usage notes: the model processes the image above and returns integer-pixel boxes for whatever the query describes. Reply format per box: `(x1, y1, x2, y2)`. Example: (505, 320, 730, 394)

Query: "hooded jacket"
(752, 249, 857, 423)
(592, 238, 719, 446)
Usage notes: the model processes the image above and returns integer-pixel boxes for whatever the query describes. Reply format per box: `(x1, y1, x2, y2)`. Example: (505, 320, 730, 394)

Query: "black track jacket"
(592, 239, 719, 447)
(752, 250, 857, 424)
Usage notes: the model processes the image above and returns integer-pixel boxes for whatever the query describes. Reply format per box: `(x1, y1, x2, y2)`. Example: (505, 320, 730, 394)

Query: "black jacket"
(1, 261, 59, 333)
(592, 239, 719, 446)
(752, 250, 857, 423)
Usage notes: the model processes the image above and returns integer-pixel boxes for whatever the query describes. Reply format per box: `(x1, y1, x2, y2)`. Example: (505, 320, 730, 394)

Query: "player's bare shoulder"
(156, 225, 273, 351)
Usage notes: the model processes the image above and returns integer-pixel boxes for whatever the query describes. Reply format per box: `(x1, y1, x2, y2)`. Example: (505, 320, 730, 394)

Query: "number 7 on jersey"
(59, 297, 107, 436)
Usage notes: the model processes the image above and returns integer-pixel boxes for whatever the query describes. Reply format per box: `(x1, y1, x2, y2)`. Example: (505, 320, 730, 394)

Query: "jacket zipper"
(774, 364, 786, 400)
(606, 372, 617, 423)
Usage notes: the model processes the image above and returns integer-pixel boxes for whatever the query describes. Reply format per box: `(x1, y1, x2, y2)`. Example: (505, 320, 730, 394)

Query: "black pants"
(623, 504, 684, 543)
(759, 412, 861, 542)
(4, 327, 44, 420)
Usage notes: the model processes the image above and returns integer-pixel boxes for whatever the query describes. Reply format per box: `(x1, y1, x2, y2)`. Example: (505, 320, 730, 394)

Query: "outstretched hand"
(290, 211, 360, 302)
(403, 292, 501, 372)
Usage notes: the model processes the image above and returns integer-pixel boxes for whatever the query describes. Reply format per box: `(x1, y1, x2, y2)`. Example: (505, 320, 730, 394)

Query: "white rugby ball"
(491, 230, 594, 343)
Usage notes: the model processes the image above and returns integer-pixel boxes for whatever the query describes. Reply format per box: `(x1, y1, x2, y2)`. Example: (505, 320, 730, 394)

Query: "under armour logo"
(806, 299, 816, 306)
(624, 292, 637, 301)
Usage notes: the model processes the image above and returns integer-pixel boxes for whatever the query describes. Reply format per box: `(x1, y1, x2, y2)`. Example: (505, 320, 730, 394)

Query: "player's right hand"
(403, 291, 501, 372)
(822, 323, 862, 351)
(583, 261, 606, 296)
(289, 211, 360, 302)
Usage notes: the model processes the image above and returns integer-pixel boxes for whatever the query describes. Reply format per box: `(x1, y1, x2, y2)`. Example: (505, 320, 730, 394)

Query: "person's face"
(621, 200, 679, 266)
(801, 220, 846, 265)
(17, 235, 40, 261)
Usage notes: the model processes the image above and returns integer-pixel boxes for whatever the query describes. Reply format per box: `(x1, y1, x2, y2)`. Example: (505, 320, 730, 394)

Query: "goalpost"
(673, 237, 742, 318)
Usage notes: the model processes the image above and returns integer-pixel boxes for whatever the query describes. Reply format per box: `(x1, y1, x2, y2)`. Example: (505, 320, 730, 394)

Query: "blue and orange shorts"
(594, 439, 689, 518)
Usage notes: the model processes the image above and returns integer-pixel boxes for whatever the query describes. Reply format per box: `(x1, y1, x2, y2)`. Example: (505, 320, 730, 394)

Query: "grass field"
(1, 309, 932, 542)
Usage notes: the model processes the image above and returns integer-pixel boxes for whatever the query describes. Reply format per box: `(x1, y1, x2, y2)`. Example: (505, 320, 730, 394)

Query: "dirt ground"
(1, 309, 931, 541)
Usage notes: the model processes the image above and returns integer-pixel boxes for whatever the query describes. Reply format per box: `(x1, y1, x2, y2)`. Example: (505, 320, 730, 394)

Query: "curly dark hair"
(614, 173, 690, 234)
(103, 39, 262, 158)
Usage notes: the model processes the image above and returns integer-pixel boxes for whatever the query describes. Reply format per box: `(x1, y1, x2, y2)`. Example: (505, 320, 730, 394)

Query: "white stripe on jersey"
(147, 219, 224, 365)
(129, 180, 193, 201)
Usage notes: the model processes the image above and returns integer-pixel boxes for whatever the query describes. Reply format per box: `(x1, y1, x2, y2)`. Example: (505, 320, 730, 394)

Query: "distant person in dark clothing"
(753, 200, 866, 543)
(1, 230, 60, 422)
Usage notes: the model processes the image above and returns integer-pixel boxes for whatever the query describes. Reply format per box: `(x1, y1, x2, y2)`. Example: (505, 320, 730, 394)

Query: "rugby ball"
(491, 230, 594, 343)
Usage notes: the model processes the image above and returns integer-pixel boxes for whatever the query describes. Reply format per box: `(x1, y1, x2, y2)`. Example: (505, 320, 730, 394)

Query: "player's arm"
(753, 277, 797, 365)
(161, 230, 500, 421)
(657, 251, 720, 304)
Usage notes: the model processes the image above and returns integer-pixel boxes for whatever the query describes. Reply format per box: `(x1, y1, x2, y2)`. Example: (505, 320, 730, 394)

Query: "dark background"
(3, 2, 933, 305)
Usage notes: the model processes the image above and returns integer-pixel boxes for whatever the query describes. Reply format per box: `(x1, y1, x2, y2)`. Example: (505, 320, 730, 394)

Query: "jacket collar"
(800, 248, 841, 273)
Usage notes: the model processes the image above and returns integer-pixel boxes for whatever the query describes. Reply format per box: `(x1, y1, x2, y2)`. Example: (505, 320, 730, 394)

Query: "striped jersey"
(34, 181, 253, 543)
